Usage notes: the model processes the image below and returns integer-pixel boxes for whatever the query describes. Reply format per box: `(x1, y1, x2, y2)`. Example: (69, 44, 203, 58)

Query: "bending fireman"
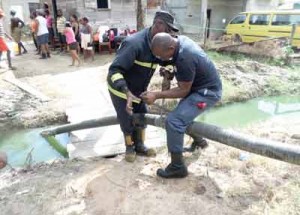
(107, 11, 179, 162)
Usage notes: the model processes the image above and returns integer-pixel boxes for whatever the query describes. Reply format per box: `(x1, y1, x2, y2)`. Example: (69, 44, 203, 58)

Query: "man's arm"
(107, 40, 137, 92)
(35, 19, 39, 34)
(4, 32, 13, 40)
(18, 18, 25, 28)
(107, 39, 140, 114)
(140, 81, 192, 105)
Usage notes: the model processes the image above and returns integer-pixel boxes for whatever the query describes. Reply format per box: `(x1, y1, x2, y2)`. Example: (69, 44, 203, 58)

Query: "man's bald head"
(151, 33, 177, 61)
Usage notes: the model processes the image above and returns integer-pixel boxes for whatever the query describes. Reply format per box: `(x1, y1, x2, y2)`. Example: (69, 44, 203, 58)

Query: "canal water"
(0, 129, 69, 167)
(0, 95, 299, 167)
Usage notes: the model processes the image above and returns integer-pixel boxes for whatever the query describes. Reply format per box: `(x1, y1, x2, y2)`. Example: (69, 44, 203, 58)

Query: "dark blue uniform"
(107, 28, 159, 135)
(165, 35, 222, 153)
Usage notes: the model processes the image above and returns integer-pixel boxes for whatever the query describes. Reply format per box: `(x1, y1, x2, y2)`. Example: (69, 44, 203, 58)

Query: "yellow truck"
(225, 10, 300, 48)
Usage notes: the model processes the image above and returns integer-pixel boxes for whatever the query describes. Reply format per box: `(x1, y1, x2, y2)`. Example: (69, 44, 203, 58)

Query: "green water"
(0, 128, 68, 167)
(0, 95, 299, 167)
(197, 95, 300, 128)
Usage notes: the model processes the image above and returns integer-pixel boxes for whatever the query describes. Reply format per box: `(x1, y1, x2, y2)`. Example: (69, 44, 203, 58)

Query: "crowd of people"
(29, 3, 94, 65)
(0, 3, 97, 70)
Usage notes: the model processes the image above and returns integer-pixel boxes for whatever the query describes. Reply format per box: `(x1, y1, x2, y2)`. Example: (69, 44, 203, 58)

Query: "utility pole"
(137, 0, 144, 31)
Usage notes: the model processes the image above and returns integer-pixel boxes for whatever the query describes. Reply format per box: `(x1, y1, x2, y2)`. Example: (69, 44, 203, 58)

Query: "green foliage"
(207, 50, 297, 67)
(265, 76, 288, 95)
(207, 51, 247, 62)
(220, 79, 243, 104)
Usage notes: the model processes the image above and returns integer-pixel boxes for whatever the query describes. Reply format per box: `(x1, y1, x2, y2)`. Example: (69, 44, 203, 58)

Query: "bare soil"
(0, 116, 299, 215)
(0, 44, 299, 215)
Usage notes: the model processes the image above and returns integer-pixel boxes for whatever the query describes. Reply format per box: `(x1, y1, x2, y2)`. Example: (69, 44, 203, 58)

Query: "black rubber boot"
(39, 53, 47, 59)
(133, 128, 156, 157)
(124, 135, 136, 162)
(157, 153, 188, 178)
(184, 137, 208, 152)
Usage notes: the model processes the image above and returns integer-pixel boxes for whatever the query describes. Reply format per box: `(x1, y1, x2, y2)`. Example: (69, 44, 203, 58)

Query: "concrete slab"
(65, 75, 166, 159)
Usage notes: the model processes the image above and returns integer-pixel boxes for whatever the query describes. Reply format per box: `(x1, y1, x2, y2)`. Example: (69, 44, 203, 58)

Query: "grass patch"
(220, 79, 244, 104)
(207, 51, 248, 62)
(207, 50, 299, 68)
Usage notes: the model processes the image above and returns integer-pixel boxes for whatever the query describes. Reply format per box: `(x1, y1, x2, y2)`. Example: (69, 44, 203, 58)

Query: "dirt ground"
(0, 44, 300, 215)
(0, 115, 299, 215)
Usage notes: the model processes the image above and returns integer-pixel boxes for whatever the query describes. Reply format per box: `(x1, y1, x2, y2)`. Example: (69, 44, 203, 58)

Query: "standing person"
(141, 33, 222, 178)
(107, 11, 179, 162)
(45, 10, 55, 50)
(0, 9, 16, 70)
(56, 9, 66, 54)
(35, 10, 50, 59)
(70, 14, 81, 54)
(80, 17, 94, 61)
(29, 12, 38, 51)
(10, 10, 27, 55)
(64, 22, 80, 66)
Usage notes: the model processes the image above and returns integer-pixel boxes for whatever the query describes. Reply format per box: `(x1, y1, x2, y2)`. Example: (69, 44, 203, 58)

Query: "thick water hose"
(41, 114, 300, 165)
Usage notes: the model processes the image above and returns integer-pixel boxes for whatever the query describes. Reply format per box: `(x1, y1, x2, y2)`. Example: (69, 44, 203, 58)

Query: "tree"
(137, 0, 144, 31)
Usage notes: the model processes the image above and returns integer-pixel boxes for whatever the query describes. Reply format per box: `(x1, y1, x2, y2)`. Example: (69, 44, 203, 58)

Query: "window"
(230, 15, 246, 24)
(97, 0, 109, 9)
(249, 14, 270, 25)
(272, 14, 300, 26)
(28, 3, 40, 15)
(85, 0, 110, 9)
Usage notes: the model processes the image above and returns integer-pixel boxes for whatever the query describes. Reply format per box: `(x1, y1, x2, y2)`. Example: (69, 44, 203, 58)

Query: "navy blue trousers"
(166, 88, 221, 153)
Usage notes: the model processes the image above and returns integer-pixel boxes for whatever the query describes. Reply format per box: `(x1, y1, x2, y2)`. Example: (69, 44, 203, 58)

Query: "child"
(64, 22, 80, 66)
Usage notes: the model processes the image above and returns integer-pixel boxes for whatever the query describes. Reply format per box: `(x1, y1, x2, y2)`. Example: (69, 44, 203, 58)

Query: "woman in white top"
(35, 10, 50, 59)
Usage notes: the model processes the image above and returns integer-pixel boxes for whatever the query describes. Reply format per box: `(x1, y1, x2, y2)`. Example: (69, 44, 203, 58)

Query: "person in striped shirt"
(56, 9, 66, 53)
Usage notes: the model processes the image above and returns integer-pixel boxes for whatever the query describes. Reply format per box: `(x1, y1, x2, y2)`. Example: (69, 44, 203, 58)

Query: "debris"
(216, 192, 225, 199)
(291, 134, 300, 140)
(0, 151, 7, 169)
(16, 189, 30, 195)
(239, 152, 250, 161)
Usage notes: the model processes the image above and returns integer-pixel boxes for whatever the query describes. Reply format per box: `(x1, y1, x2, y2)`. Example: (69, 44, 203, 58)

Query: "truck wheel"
(233, 34, 242, 43)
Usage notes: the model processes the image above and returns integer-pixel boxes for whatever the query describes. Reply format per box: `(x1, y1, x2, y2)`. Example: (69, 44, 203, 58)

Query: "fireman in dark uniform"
(107, 11, 179, 162)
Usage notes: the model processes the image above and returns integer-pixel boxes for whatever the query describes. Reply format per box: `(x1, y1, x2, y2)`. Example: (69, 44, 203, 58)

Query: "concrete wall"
(163, 0, 244, 39)
(1, 0, 40, 33)
(54, 0, 137, 32)
(208, 0, 244, 39)
(246, 0, 279, 10)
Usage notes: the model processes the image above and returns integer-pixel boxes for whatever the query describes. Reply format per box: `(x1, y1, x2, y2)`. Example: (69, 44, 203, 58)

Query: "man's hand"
(126, 91, 141, 115)
(140, 91, 157, 105)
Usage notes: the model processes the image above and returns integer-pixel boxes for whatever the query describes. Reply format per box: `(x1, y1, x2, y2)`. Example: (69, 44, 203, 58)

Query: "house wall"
(53, 0, 137, 32)
(164, 0, 244, 39)
(207, 0, 244, 39)
(1, 0, 40, 33)
(246, 0, 280, 10)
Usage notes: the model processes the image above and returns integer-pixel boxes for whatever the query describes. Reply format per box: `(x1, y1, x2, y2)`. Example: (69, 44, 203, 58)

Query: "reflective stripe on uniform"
(107, 83, 141, 104)
(111, 73, 124, 83)
(134, 60, 158, 69)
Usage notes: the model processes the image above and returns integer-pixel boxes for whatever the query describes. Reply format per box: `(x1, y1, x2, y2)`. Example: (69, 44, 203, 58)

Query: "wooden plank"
(3, 77, 50, 102)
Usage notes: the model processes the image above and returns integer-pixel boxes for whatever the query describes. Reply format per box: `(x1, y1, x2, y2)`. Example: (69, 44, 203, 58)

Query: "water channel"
(0, 95, 299, 167)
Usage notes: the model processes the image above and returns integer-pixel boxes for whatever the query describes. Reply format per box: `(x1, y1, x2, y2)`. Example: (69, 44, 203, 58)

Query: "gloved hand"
(126, 91, 141, 115)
